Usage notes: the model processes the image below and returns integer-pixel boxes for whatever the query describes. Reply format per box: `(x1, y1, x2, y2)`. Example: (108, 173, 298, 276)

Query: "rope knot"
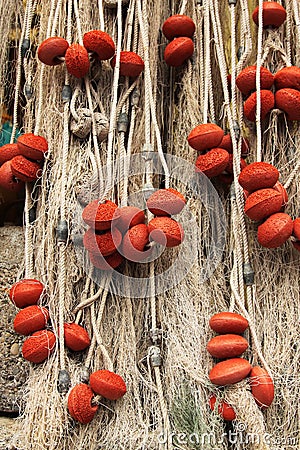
(70, 108, 92, 139)
(94, 112, 109, 141)
(149, 345, 162, 368)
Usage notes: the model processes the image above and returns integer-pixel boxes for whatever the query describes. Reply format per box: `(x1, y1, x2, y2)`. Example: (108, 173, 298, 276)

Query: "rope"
(84, 283, 110, 370)
(136, 0, 170, 187)
(230, 271, 273, 379)
(203, 0, 210, 124)
(293, 0, 300, 65)
(98, 0, 105, 31)
(179, 0, 188, 16)
(73, 274, 112, 313)
(10, 6, 27, 143)
(91, 302, 114, 372)
(103, 0, 123, 198)
(73, 0, 104, 194)
(24, 184, 34, 278)
(255, 0, 263, 163)
(57, 0, 73, 373)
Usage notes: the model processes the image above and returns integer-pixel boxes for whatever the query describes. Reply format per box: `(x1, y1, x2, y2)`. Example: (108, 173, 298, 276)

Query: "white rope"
(179, 0, 188, 16)
(286, 0, 292, 66)
(255, 0, 264, 163)
(57, 0, 73, 372)
(230, 271, 273, 380)
(98, 0, 105, 31)
(203, 0, 210, 124)
(293, 0, 300, 65)
(91, 302, 114, 372)
(136, 0, 170, 187)
(103, 0, 123, 198)
(10, 7, 28, 143)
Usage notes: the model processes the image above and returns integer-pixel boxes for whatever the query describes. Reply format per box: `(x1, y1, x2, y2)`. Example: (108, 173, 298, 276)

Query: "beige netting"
(0, 0, 299, 449)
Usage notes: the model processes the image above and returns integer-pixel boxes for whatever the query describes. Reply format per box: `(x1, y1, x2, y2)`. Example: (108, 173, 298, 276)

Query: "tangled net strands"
(0, 0, 299, 449)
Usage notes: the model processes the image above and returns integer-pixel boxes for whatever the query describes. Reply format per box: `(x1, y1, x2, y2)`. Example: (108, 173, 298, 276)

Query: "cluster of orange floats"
(81, 188, 186, 270)
(38, 30, 144, 78)
(0, 133, 48, 192)
(9, 279, 90, 362)
(9, 277, 127, 424)
(208, 312, 274, 421)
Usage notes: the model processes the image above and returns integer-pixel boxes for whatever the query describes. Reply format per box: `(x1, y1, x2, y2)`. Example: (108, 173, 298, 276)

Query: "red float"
(244, 188, 283, 221)
(162, 15, 195, 41)
(65, 43, 90, 78)
(275, 88, 300, 121)
(82, 199, 119, 231)
(236, 65, 274, 96)
(83, 30, 115, 60)
(38, 37, 69, 66)
(195, 148, 229, 178)
(148, 217, 184, 247)
(187, 123, 224, 152)
(164, 37, 194, 67)
(68, 383, 98, 424)
(111, 51, 144, 77)
(13, 306, 49, 335)
(17, 133, 48, 160)
(9, 279, 44, 308)
(147, 188, 186, 216)
(10, 155, 42, 182)
(0, 160, 24, 192)
(252, 2, 287, 28)
(257, 212, 293, 248)
(90, 369, 127, 400)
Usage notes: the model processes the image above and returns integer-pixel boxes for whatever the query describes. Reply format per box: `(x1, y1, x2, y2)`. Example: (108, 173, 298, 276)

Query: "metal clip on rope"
(131, 88, 140, 107)
(24, 83, 33, 100)
(237, 46, 244, 61)
(243, 262, 255, 286)
(56, 220, 68, 244)
(80, 367, 90, 384)
(149, 328, 161, 345)
(57, 369, 71, 393)
(228, 0, 237, 5)
(117, 112, 129, 133)
(28, 206, 36, 224)
(62, 85, 72, 103)
(149, 346, 162, 368)
(21, 39, 30, 58)
(233, 120, 240, 141)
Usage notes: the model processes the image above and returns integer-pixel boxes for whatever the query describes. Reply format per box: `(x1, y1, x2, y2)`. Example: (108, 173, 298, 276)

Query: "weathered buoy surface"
(257, 213, 293, 248)
(90, 369, 127, 400)
(164, 37, 194, 67)
(13, 306, 49, 335)
(244, 188, 283, 221)
(238, 162, 279, 192)
(68, 383, 98, 424)
(209, 358, 252, 386)
(187, 123, 224, 152)
(22, 330, 56, 363)
(209, 312, 249, 335)
(9, 279, 44, 308)
(38, 37, 69, 66)
(195, 148, 229, 178)
(162, 15, 195, 41)
(249, 366, 274, 409)
(236, 65, 274, 95)
(111, 51, 144, 77)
